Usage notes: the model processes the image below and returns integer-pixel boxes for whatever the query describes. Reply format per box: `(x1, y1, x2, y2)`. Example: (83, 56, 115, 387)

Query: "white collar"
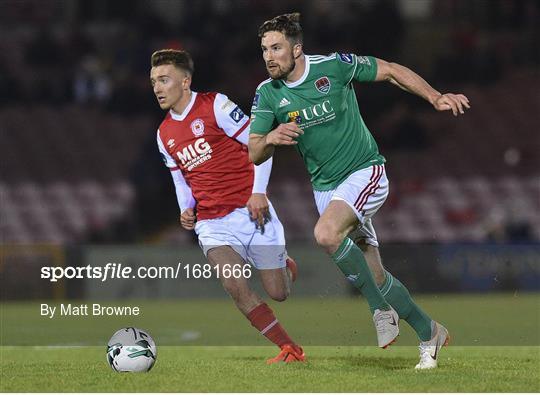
(170, 91, 197, 121)
(283, 56, 310, 88)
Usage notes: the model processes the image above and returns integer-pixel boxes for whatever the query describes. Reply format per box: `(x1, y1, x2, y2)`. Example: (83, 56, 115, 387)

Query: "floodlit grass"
(1, 346, 538, 392)
(1, 293, 539, 391)
(2, 294, 539, 346)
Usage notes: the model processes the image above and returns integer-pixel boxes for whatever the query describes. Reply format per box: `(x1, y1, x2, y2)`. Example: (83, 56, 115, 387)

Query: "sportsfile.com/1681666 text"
(40, 262, 252, 282)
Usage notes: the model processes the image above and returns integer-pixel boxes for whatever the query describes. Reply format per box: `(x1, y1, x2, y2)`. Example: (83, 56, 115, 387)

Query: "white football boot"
(373, 307, 400, 348)
(415, 321, 450, 369)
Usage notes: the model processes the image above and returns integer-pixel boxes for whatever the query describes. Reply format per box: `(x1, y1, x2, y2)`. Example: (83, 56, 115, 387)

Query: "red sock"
(247, 303, 296, 349)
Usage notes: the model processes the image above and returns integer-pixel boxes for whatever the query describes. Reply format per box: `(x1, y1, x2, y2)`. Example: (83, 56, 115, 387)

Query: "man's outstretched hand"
(433, 93, 471, 116)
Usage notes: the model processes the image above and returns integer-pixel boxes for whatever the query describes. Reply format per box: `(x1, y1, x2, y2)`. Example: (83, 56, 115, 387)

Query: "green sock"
(331, 238, 390, 313)
(379, 270, 433, 341)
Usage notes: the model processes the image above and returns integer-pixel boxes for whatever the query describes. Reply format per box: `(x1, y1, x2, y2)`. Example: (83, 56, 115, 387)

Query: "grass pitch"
(1, 346, 539, 392)
(1, 293, 539, 392)
(2, 294, 539, 346)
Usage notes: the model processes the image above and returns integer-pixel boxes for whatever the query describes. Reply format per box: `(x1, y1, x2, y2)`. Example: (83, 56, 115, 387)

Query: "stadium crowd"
(0, 0, 538, 244)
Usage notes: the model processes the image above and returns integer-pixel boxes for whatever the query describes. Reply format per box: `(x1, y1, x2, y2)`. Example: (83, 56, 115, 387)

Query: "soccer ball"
(106, 327, 157, 372)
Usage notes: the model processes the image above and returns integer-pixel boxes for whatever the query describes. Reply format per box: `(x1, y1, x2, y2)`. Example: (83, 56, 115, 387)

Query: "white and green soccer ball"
(106, 327, 157, 372)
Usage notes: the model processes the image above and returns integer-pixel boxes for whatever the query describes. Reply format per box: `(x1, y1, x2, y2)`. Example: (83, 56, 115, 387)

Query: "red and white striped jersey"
(157, 91, 253, 220)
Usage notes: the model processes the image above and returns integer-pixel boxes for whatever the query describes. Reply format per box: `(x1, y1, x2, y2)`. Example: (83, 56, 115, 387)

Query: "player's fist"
(246, 193, 270, 234)
(433, 93, 470, 116)
(180, 208, 196, 230)
(266, 122, 303, 146)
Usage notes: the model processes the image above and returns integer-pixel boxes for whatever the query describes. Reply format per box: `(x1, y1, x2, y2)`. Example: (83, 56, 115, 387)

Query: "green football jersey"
(250, 53, 385, 191)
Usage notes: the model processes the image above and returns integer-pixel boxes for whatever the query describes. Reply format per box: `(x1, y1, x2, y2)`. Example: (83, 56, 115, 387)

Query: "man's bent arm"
(375, 58, 441, 105)
(374, 58, 470, 116)
(249, 133, 275, 165)
(249, 122, 303, 164)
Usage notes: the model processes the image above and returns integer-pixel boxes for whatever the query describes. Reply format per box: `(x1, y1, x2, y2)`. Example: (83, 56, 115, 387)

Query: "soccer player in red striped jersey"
(151, 49, 304, 364)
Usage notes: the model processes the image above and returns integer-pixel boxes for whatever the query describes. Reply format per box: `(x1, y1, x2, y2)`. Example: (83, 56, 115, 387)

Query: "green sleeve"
(335, 53, 378, 84)
(249, 89, 276, 135)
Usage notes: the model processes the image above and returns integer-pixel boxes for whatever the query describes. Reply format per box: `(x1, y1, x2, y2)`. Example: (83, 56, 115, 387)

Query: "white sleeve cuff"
(252, 156, 272, 194)
(170, 170, 196, 212)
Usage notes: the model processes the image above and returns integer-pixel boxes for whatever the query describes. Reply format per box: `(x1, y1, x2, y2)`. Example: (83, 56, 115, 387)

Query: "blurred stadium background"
(0, 0, 539, 346)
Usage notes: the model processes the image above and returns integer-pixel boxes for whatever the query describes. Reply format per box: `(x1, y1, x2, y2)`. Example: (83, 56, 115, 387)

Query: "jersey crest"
(315, 76, 331, 94)
(190, 118, 205, 136)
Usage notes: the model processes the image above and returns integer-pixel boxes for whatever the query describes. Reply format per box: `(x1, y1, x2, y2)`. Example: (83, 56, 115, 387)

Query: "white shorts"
(194, 202, 286, 270)
(314, 164, 389, 247)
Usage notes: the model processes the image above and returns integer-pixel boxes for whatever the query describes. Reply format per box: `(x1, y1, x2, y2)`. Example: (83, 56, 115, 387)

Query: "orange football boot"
(266, 344, 305, 364)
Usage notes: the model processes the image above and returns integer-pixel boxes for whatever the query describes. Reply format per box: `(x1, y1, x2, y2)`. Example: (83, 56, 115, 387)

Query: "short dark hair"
(258, 12, 303, 44)
(151, 49, 194, 75)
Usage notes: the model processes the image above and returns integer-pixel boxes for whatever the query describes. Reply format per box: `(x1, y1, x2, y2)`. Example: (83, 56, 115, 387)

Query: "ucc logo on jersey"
(289, 100, 334, 124)
(287, 110, 302, 124)
(315, 76, 331, 94)
(190, 118, 205, 137)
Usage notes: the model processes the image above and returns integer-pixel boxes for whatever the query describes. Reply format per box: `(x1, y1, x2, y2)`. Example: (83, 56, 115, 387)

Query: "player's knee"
(314, 223, 342, 254)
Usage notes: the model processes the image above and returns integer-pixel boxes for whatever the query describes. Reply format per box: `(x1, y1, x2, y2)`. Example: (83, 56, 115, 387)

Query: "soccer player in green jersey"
(248, 13, 470, 369)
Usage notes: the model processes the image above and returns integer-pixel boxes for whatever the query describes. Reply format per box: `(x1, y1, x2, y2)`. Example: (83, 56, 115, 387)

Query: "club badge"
(315, 76, 331, 94)
(190, 118, 205, 137)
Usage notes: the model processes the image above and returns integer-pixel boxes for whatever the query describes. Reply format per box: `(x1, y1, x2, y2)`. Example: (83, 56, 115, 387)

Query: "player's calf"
(260, 267, 291, 302)
(265, 287, 289, 302)
(220, 276, 262, 314)
(355, 241, 386, 286)
(207, 247, 261, 312)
